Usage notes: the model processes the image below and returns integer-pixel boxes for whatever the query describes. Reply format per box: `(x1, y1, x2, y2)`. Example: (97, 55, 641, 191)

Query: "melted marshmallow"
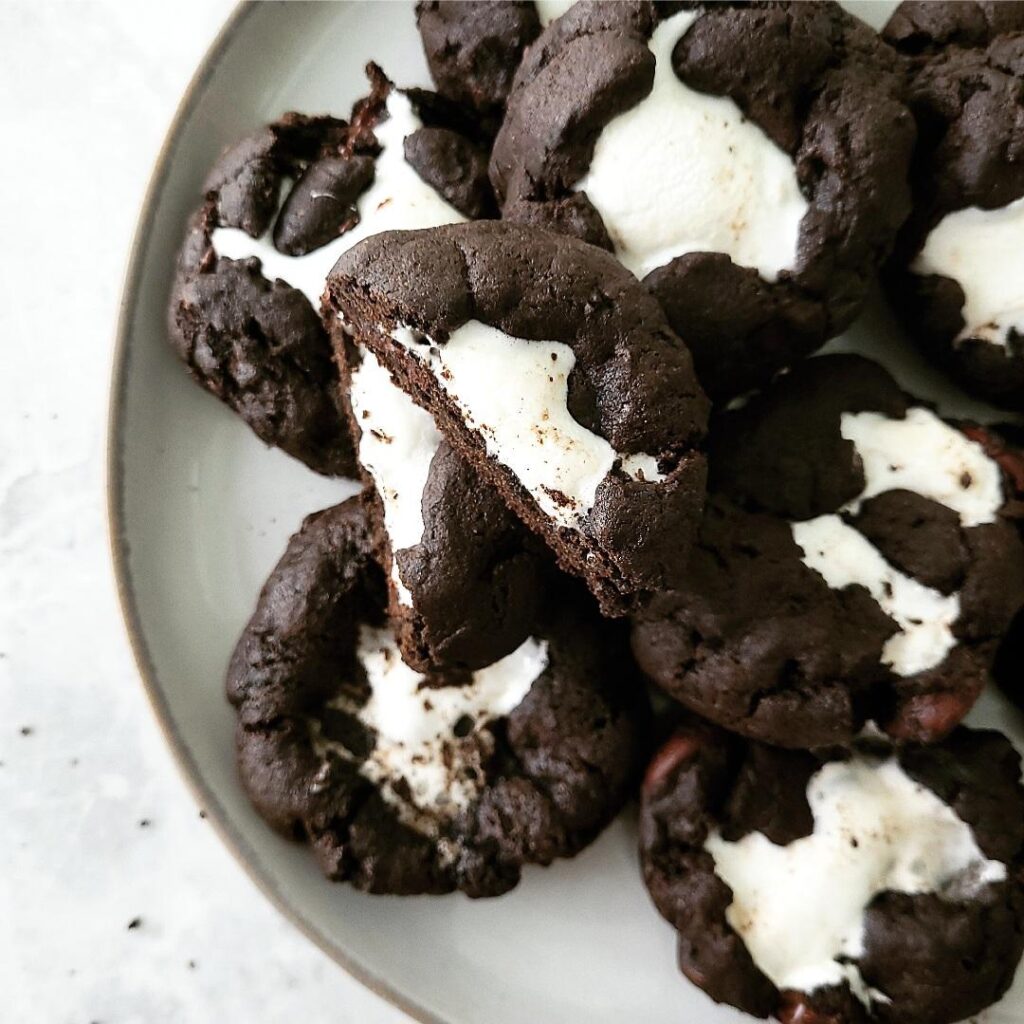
(211, 91, 467, 307)
(574, 10, 808, 282)
(791, 406, 1003, 676)
(340, 626, 548, 821)
(793, 516, 961, 677)
(535, 0, 576, 26)
(391, 321, 664, 529)
(911, 196, 1024, 348)
(840, 408, 1002, 528)
(349, 349, 441, 605)
(705, 756, 1005, 1005)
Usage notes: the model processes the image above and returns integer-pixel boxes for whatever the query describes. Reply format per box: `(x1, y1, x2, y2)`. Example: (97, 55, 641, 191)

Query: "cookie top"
(490, 1, 914, 399)
(228, 496, 644, 896)
(168, 65, 493, 473)
(632, 355, 1024, 748)
(337, 336, 549, 672)
(416, 1, 578, 127)
(640, 722, 1024, 1024)
(883, 1, 1024, 54)
(883, 4, 1024, 408)
(325, 219, 710, 614)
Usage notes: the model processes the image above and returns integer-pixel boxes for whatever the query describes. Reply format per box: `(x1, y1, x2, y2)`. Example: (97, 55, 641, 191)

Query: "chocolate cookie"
(640, 721, 1024, 1024)
(882, 4, 1024, 409)
(489, 2, 915, 401)
(883, 1, 1024, 54)
(335, 333, 549, 672)
(632, 355, 1024, 748)
(168, 64, 494, 474)
(228, 496, 645, 896)
(415, 1, 576, 128)
(325, 220, 710, 615)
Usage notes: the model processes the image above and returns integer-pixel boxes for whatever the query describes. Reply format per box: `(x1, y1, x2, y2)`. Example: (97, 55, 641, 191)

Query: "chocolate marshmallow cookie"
(168, 64, 493, 474)
(325, 220, 710, 615)
(882, 3, 1024, 410)
(228, 496, 644, 897)
(632, 355, 1024, 748)
(489, 1, 915, 400)
(335, 334, 549, 672)
(640, 722, 1024, 1024)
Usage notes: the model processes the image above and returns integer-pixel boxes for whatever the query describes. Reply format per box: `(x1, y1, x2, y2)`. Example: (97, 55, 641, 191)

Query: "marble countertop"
(0, 3, 410, 1020)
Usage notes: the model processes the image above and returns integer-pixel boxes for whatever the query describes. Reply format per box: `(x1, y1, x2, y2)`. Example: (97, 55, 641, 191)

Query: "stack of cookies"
(168, 3, 1024, 1022)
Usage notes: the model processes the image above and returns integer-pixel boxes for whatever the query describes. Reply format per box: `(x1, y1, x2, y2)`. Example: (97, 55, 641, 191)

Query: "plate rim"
(104, 4, 441, 1021)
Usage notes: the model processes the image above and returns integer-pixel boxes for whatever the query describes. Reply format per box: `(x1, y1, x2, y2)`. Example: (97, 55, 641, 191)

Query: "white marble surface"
(0, 3, 410, 1021)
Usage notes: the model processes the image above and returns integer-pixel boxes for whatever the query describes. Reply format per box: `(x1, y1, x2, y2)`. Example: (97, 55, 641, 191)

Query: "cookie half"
(334, 332, 549, 672)
(640, 721, 1024, 1024)
(228, 496, 645, 896)
(490, 1, 914, 400)
(325, 220, 710, 615)
(632, 355, 1024, 747)
(168, 64, 493, 474)
(883, 4, 1024, 409)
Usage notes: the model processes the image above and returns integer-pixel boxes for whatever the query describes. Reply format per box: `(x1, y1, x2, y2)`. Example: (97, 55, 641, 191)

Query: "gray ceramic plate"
(108, 3, 1024, 1022)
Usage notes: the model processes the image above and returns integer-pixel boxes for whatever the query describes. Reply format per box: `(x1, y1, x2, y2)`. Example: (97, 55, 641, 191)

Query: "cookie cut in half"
(640, 721, 1024, 1024)
(632, 355, 1024, 748)
(334, 332, 550, 673)
(415, 0, 578, 128)
(325, 220, 710, 615)
(228, 496, 645, 897)
(490, 1, 915, 400)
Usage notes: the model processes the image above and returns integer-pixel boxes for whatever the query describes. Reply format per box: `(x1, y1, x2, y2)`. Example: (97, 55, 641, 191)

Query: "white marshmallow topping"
(574, 10, 808, 282)
(706, 755, 1006, 1006)
(390, 321, 665, 530)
